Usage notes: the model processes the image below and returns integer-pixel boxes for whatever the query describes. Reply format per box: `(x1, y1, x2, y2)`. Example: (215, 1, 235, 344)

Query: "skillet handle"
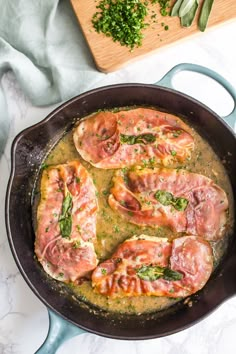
(35, 309, 85, 354)
(156, 63, 236, 130)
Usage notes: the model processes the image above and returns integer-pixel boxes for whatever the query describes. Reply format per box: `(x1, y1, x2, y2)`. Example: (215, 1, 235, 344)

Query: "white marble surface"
(1, 20, 236, 354)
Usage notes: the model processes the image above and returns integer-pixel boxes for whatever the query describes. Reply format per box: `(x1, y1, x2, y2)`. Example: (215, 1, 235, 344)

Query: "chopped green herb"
(113, 225, 120, 233)
(101, 268, 107, 275)
(127, 304, 136, 312)
(41, 163, 49, 170)
(142, 159, 149, 167)
(151, 0, 171, 16)
(73, 240, 81, 249)
(149, 156, 156, 165)
(171, 149, 177, 156)
(102, 190, 109, 196)
(173, 130, 182, 138)
(92, 0, 149, 50)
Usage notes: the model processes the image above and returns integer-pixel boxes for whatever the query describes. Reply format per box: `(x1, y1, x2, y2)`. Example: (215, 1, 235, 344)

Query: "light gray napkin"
(0, 0, 105, 154)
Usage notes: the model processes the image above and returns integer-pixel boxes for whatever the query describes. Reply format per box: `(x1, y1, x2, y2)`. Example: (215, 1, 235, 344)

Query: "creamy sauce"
(36, 108, 234, 315)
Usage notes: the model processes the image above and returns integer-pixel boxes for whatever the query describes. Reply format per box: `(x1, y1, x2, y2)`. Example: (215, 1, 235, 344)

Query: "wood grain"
(70, 0, 236, 73)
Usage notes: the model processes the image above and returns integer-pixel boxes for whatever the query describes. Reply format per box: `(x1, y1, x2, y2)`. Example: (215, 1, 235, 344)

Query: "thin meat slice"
(92, 235, 213, 298)
(108, 167, 228, 241)
(35, 160, 98, 282)
(73, 108, 194, 169)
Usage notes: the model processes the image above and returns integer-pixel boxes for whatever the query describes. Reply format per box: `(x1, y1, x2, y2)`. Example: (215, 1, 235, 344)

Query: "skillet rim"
(5, 82, 236, 339)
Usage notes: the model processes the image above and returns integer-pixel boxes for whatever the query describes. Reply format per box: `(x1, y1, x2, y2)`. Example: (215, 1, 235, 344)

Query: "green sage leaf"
(171, 0, 184, 16)
(198, 0, 214, 32)
(59, 217, 72, 238)
(120, 133, 156, 145)
(59, 193, 73, 238)
(136, 265, 183, 282)
(163, 268, 183, 281)
(136, 265, 164, 281)
(155, 190, 173, 206)
(61, 193, 73, 217)
(181, 0, 199, 27)
(174, 197, 189, 211)
(155, 190, 189, 211)
(179, 0, 195, 17)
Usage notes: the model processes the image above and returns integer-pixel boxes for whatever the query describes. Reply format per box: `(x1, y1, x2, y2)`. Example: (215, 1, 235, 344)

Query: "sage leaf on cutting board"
(171, 0, 184, 16)
(178, 0, 196, 17)
(198, 0, 215, 32)
(181, 0, 199, 27)
(170, 0, 215, 32)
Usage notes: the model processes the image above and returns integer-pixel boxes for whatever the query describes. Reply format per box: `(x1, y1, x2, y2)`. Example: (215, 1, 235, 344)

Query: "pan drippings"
(34, 108, 234, 314)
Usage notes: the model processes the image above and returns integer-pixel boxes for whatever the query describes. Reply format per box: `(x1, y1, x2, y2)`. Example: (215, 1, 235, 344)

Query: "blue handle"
(156, 63, 236, 130)
(35, 309, 85, 354)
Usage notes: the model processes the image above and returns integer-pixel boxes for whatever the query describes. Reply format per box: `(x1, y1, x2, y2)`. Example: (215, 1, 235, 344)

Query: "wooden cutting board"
(70, 0, 236, 73)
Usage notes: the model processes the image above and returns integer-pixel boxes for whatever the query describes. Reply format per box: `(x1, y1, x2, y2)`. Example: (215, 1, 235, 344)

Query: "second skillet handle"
(156, 63, 236, 131)
(35, 309, 85, 354)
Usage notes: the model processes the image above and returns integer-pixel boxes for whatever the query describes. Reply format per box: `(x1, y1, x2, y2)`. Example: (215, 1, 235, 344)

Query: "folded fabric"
(0, 0, 107, 155)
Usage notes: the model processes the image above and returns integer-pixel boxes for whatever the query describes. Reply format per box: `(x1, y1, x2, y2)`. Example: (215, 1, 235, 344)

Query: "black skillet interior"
(6, 84, 236, 339)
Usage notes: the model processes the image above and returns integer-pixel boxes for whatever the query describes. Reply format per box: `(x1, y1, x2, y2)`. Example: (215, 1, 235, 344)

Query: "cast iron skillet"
(5, 63, 236, 353)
